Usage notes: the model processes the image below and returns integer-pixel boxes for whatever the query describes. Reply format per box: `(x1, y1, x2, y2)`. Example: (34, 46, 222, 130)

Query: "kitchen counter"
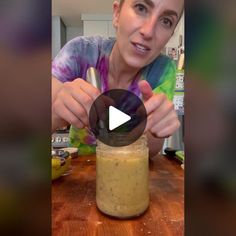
(52, 154, 184, 236)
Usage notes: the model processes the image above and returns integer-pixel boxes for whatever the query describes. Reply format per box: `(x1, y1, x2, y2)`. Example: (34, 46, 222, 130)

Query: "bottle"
(96, 135, 149, 218)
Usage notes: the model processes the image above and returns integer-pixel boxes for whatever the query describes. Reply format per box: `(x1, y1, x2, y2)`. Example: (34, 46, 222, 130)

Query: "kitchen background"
(52, 0, 184, 153)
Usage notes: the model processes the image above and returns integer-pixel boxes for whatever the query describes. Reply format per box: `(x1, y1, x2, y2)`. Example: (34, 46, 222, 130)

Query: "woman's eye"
(161, 17, 173, 28)
(134, 3, 148, 15)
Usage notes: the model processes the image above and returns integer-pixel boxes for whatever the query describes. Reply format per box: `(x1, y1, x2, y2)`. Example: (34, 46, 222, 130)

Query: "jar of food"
(96, 135, 149, 218)
(51, 150, 72, 180)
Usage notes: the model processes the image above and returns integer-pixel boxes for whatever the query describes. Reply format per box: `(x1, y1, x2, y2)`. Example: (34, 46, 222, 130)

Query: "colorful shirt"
(52, 36, 176, 154)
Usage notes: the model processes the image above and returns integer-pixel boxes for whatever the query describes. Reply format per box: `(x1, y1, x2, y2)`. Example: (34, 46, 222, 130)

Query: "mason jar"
(96, 135, 149, 219)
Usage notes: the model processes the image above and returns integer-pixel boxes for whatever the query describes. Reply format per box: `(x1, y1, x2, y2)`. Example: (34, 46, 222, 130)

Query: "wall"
(60, 19, 66, 48)
(52, 16, 61, 59)
(66, 26, 83, 42)
(52, 16, 67, 59)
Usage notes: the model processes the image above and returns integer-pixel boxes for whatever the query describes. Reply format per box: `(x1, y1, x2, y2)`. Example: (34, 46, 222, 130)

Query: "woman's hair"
(119, 0, 124, 8)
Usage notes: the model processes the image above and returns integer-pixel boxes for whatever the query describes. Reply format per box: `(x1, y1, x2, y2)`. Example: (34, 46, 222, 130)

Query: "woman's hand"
(52, 77, 101, 131)
(138, 80, 180, 138)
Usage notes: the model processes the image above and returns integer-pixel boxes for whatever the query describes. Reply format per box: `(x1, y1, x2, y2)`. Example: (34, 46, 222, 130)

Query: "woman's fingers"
(71, 87, 96, 115)
(52, 99, 84, 129)
(74, 78, 100, 100)
(63, 93, 88, 126)
(138, 80, 153, 101)
(145, 97, 175, 130)
(64, 79, 100, 114)
(140, 89, 180, 138)
(150, 111, 180, 138)
(144, 93, 168, 115)
(52, 78, 101, 129)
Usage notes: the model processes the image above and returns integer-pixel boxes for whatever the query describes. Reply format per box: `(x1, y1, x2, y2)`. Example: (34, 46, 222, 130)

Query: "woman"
(52, 0, 183, 157)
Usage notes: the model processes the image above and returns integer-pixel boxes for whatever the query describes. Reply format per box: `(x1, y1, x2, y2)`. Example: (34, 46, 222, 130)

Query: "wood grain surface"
(52, 154, 184, 236)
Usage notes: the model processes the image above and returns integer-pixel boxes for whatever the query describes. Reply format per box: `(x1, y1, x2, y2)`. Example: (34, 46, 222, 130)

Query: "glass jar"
(96, 135, 149, 219)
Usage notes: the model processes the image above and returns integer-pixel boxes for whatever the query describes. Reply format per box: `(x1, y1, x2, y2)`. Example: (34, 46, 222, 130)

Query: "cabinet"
(81, 14, 115, 37)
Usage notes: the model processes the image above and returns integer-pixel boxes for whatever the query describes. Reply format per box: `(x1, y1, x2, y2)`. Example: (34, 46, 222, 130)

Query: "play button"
(89, 89, 147, 147)
(109, 106, 131, 131)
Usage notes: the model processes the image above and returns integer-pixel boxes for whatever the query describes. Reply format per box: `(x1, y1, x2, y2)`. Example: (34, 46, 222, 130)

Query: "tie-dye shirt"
(52, 36, 176, 155)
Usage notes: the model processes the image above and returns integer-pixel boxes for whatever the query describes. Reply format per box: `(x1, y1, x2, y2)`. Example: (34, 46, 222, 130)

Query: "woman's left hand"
(138, 80, 180, 138)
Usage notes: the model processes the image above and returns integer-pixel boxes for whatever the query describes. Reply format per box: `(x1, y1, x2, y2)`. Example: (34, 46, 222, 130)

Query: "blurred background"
(185, 1, 236, 235)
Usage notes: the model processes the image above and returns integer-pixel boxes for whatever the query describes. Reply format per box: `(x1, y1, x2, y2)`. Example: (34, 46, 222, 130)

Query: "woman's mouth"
(132, 42, 151, 54)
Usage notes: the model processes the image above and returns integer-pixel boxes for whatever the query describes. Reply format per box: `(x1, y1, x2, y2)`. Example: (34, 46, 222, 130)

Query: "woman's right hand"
(52, 77, 101, 131)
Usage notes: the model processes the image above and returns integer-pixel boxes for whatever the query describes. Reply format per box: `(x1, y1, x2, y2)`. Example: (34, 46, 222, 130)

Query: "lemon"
(52, 158, 61, 168)
(52, 157, 65, 180)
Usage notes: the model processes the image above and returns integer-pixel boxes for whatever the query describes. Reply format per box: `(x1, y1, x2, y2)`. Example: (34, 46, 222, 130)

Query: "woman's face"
(113, 0, 184, 69)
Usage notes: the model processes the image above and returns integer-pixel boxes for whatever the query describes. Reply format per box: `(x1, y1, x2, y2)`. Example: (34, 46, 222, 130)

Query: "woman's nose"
(139, 18, 156, 39)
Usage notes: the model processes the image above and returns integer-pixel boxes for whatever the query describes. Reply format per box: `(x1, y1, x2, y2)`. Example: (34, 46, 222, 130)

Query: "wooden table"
(52, 154, 184, 236)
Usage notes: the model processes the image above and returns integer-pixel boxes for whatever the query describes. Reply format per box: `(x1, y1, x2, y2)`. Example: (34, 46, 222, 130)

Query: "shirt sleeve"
(152, 59, 176, 101)
(52, 36, 104, 83)
(52, 37, 90, 82)
(52, 38, 81, 83)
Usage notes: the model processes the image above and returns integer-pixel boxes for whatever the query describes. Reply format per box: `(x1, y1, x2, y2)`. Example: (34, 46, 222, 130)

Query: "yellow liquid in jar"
(96, 150, 149, 218)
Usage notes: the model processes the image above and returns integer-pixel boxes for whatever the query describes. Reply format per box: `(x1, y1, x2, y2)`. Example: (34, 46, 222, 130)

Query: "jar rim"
(96, 134, 147, 151)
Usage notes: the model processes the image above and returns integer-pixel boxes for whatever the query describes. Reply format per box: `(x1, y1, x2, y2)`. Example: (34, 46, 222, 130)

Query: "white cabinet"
(81, 14, 116, 37)
(83, 21, 110, 37)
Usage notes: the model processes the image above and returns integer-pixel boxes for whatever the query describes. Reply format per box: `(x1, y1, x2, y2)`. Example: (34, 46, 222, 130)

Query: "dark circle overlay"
(89, 89, 147, 147)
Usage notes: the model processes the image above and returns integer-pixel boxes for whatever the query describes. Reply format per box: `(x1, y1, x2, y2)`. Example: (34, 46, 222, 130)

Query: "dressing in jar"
(96, 135, 149, 218)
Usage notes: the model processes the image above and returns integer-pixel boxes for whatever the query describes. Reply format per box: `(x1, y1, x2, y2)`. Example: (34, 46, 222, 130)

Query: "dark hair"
(119, 0, 124, 8)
